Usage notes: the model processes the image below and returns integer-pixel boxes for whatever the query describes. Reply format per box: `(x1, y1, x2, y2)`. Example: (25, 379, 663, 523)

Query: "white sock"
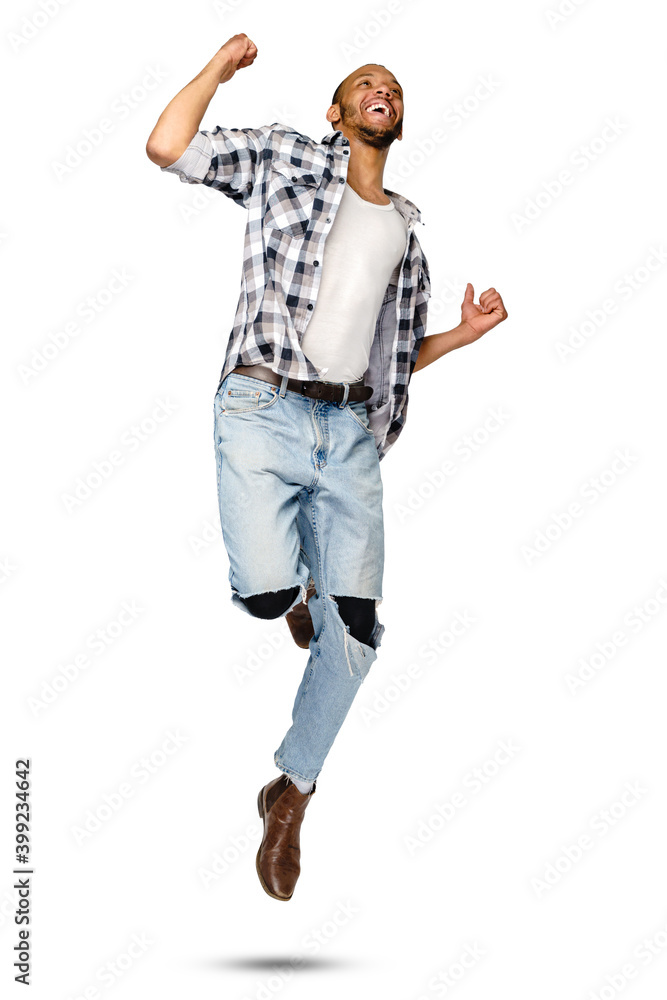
(289, 775, 314, 794)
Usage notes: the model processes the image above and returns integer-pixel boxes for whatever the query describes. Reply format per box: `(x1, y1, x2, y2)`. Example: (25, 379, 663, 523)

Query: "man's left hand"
(459, 282, 508, 345)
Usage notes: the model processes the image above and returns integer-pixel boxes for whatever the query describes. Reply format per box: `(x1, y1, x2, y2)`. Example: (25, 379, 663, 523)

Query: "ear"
(326, 104, 340, 127)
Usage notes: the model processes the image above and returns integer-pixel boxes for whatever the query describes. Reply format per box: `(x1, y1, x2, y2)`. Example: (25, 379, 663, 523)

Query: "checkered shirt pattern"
(161, 122, 431, 461)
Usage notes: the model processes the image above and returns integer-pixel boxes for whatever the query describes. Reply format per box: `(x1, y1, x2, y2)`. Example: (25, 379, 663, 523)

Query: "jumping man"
(146, 33, 508, 901)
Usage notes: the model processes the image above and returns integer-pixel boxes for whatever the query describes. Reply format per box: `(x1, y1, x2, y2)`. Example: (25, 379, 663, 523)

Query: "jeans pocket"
(219, 375, 279, 415)
(344, 400, 375, 436)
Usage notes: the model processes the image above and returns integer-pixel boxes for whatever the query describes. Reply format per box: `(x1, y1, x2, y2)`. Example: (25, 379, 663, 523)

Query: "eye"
(359, 78, 401, 97)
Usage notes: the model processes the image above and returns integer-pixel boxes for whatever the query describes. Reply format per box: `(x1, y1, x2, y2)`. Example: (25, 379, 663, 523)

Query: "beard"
(339, 99, 402, 149)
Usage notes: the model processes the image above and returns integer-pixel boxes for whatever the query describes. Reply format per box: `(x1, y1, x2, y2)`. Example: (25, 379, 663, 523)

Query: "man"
(146, 33, 508, 901)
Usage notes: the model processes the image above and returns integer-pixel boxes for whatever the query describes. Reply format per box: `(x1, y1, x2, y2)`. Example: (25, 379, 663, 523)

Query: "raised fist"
(216, 33, 258, 84)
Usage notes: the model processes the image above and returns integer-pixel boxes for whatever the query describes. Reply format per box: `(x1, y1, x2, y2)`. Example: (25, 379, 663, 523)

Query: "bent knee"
(240, 585, 300, 620)
(331, 594, 376, 646)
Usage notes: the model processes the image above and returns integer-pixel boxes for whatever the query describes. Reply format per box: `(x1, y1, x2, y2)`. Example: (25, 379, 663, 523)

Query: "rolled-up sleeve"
(160, 124, 274, 207)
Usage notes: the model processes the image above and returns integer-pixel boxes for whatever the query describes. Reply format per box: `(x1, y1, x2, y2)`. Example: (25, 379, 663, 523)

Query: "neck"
(339, 128, 391, 196)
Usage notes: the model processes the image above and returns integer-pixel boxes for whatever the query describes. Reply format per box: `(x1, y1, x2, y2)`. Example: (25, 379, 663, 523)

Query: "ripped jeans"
(213, 370, 385, 782)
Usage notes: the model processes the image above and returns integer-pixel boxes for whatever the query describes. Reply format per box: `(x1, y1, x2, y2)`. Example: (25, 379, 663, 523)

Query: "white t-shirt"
(300, 182, 408, 382)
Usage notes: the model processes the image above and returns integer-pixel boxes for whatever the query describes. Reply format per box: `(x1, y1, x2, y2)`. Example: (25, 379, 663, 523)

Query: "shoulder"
(260, 124, 330, 173)
(206, 122, 317, 153)
(264, 122, 315, 142)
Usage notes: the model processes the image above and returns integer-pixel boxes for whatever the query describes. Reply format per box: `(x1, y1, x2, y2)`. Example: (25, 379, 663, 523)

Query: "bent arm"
(412, 324, 468, 373)
(145, 50, 231, 167)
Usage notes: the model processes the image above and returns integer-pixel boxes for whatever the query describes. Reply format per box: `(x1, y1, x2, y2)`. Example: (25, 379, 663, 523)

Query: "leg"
(329, 595, 377, 646)
(273, 579, 384, 783)
(240, 586, 300, 620)
(274, 402, 386, 783)
(213, 374, 312, 618)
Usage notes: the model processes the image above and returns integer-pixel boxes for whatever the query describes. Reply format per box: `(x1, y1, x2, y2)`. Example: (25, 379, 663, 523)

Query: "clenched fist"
(459, 283, 508, 344)
(216, 33, 258, 85)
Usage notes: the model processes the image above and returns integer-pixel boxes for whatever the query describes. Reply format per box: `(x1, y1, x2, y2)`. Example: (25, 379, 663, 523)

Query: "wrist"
(206, 49, 235, 84)
(447, 322, 470, 350)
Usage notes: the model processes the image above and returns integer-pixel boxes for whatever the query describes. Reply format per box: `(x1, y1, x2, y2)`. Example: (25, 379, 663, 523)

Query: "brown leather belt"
(230, 364, 373, 402)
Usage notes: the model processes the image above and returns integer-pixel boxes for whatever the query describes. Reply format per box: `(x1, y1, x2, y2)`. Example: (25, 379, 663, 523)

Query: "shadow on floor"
(202, 955, 367, 971)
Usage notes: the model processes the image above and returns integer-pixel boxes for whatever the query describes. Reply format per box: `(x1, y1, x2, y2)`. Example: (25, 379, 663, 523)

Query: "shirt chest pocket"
(263, 159, 323, 238)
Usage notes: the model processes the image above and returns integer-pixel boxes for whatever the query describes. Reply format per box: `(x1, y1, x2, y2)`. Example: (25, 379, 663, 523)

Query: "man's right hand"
(216, 34, 258, 85)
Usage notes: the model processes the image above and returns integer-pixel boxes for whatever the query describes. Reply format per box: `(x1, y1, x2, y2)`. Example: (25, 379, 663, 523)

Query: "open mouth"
(363, 102, 394, 120)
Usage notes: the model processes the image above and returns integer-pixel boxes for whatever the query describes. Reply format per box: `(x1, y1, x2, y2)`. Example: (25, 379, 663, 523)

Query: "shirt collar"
(321, 129, 423, 225)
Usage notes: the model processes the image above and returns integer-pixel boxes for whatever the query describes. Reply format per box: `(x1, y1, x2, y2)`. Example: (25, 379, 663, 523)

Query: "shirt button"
(338, 177, 344, 184)
(291, 175, 298, 182)
(307, 303, 313, 310)
(313, 260, 319, 266)
(343, 149, 349, 155)
(326, 217, 332, 224)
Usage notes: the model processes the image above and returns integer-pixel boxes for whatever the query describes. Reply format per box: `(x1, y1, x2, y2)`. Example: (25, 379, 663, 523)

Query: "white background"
(3, 0, 667, 997)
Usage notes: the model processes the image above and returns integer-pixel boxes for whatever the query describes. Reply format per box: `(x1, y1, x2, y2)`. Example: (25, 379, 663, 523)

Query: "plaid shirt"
(161, 123, 431, 461)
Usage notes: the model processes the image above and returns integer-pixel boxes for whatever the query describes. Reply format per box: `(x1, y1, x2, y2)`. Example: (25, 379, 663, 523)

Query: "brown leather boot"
(256, 773, 316, 900)
(285, 581, 316, 649)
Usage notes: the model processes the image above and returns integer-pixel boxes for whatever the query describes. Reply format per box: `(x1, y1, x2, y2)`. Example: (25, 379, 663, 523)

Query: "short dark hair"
(330, 64, 388, 129)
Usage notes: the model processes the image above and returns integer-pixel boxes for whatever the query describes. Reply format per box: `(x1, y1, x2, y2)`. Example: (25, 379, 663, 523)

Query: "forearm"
(145, 51, 231, 166)
(412, 323, 469, 373)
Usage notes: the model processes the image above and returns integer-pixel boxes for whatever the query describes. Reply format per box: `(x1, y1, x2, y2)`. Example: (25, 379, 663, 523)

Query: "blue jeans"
(213, 371, 385, 782)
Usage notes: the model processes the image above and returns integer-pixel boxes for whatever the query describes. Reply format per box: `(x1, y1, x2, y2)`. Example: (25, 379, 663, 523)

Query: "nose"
(374, 86, 396, 107)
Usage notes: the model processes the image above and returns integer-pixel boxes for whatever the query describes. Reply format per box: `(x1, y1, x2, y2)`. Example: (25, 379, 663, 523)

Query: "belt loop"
(339, 381, 350, 407)
(279, 374, 289, 398)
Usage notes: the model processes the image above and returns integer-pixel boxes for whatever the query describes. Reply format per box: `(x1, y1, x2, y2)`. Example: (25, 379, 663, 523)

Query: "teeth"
(366, 103, 391, 116)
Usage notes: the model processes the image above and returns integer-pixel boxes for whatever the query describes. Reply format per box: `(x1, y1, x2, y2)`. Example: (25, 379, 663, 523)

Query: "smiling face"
(328, 64, 404, 149)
